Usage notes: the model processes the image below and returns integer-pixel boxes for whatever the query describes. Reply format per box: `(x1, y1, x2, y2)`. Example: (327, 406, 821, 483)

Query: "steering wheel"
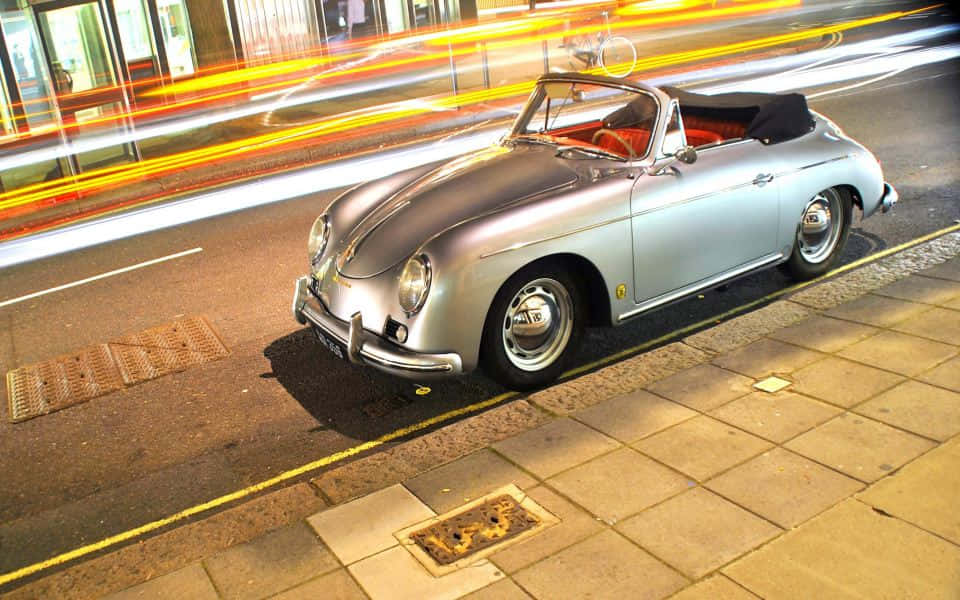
(591, 128, 636, 160)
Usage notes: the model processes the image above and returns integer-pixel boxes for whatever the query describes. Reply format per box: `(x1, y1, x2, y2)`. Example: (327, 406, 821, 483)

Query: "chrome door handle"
(752, 173, 774, 186)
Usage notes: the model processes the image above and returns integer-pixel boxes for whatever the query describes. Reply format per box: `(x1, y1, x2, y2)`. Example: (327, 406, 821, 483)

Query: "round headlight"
(307, 214, 330, 263)
(398, 255, 431, 314)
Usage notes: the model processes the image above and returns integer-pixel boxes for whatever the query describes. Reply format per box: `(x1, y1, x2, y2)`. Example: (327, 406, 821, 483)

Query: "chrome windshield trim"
(617, 253, 783, 322)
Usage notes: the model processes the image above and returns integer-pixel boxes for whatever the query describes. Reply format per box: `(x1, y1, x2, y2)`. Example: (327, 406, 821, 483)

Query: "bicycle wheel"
(598, 36, 637, 77)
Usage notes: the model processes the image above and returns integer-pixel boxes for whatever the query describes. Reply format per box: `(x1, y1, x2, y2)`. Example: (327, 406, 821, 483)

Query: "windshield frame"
(506, 77, 663, 163)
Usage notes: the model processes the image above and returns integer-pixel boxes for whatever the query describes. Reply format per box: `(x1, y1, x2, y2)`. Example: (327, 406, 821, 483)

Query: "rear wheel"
(480, 263, 585, 390)
(784, 187, 853, 280)
(599, 36, 637, 78)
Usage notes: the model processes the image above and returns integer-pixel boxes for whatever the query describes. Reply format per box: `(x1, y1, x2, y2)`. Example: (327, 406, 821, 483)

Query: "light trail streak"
(1, 0, 794, 148)
(0, 4, 943, 223)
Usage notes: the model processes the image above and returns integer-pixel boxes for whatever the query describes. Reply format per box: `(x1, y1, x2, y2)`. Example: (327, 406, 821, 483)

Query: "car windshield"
(507, 80, 659, 161)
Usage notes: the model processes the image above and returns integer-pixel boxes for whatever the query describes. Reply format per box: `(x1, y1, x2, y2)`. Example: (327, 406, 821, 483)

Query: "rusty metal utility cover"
(108, 316, 229, 385)
(410, 494, 540, 565)
(6, 344, 124, 423)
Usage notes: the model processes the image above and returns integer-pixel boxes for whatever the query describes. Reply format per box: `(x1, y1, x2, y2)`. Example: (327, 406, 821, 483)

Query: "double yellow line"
(2, 221, 957, 588)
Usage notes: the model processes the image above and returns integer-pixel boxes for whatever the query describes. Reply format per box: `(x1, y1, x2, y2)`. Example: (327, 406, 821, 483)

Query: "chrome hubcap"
(797, 189, 843, 264)
(502, 278, 573, 372)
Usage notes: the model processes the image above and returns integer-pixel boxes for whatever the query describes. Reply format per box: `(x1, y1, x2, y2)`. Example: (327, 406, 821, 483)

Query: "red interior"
(543, 115, 748, 158)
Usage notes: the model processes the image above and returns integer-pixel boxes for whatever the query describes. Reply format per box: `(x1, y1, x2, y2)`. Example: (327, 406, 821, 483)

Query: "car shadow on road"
(264, 328, 508, 441)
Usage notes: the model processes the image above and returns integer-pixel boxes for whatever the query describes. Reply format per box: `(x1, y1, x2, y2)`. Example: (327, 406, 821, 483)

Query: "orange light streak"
(0, 3, 940, 215)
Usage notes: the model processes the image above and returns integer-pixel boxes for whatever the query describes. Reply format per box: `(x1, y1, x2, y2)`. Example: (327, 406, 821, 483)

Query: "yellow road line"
(2, 221, 958, 587)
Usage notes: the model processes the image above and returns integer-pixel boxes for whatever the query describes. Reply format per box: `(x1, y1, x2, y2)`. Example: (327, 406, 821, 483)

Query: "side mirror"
(675, 145, 697, 164)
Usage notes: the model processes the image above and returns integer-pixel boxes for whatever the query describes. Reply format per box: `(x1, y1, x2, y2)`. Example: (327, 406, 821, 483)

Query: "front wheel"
(784, 187, 853, 280)
(599, 36, 637, 78)
(480, 263, 585, 391)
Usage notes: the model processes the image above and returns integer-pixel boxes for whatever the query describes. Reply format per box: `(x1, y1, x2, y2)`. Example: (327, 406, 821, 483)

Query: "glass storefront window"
(116, 0, 154, 60)
(0, 9, 56, 128)
(157, 0, 197, 78)
(39, 3, 117, 94)
(0, 66, 13, 136)
(236, 0, 319, 63)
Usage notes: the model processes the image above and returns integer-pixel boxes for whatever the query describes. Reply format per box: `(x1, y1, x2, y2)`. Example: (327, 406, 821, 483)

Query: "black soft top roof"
(662, 86, 815, 144)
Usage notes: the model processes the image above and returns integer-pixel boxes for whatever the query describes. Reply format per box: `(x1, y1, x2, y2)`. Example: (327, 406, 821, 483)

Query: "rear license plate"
(313, 327, 346, 361)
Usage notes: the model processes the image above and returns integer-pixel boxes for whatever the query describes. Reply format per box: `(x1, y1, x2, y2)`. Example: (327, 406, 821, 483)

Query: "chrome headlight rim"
(398, 254, 432, 315)
(308, 214, 330, 264)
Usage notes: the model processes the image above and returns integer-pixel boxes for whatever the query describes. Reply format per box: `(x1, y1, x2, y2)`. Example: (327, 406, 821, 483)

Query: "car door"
(630, 105, 781, 305)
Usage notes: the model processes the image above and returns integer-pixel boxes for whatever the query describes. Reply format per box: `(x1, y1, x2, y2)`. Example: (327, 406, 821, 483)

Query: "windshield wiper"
(508, 134, 559, 146)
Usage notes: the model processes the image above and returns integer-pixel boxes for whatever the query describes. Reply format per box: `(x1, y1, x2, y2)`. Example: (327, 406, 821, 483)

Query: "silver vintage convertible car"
(293, 73, 896, 390)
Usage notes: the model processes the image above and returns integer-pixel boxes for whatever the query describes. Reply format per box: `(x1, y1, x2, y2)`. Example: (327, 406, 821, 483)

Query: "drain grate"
(6, 316, 229, 422)
(6, 344, 124, 423)
(409, 494, 541, 566)
(108, 316, 229, 385)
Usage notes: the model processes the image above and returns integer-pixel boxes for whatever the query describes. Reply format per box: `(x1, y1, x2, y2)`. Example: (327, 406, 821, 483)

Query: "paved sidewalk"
(7, 242, 960, 599)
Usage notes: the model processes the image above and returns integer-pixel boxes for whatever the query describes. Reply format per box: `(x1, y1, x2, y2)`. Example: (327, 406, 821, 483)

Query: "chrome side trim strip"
(617, 253, 783, 322)
(775, 155, 851, 179)
(631, 180, 755, 218)
(479, 214, 630, 259)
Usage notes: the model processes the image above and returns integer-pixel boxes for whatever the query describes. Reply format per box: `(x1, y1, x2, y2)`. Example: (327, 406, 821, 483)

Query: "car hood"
(335, 144, 579, 278)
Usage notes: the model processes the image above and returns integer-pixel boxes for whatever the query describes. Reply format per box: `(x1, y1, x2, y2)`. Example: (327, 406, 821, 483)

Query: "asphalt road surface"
(0, 6, 958, 580)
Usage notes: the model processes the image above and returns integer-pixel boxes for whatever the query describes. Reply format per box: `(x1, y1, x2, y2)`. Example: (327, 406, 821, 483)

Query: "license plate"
(313, 327, 346, 361)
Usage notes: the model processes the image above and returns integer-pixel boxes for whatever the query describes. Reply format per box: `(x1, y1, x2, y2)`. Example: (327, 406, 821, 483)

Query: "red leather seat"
(596, 128, 651, 157)
(683, 116, 747, 140)
(685, 128, 724, 147)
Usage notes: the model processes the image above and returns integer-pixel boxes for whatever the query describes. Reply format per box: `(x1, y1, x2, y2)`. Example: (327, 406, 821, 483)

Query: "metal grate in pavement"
(107, 316, 229, 385)
(409, 494, 541, 566)
(6, 344, 124, 423)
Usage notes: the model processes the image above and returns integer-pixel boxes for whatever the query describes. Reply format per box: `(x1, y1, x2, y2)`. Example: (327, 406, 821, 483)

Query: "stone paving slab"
(824, 293, 933, 327)
(711, 338, 824, 379)
(492, 418, 620, 480)
(785, 413, 936, 482)
(873, 274, 960, 306)
(615, 487, 780, 579)
(571, 389, 697, 444)
(854, 380, 960, 442)
(919, 355, 960, 392)
(349, 545, 502, 600)
(789, 356, 905, 408)
(404, 450, 538, 514)
(308, 484, 434, 566)
(767, 314, 879, 353)
(708, 391, 841, 444)
(837, 330, 957, 377)
(101, 563, 218, 600)
(705, 448, 863, 529)
(644, 363, 754, 412)
(461, 579, 531, 600)
(547, 448, 691, 525)
(858, 436, 960, 546)
(512, 530, 688, 600)
(723, 499, 960, 599)
(668, 575, 759, 600)
(203, 522, 340, 600)
(921, 256, 960, 281)
(633, 416, 772, 482)
(892, 306, 960, 345)
(270, 569, 368, 600)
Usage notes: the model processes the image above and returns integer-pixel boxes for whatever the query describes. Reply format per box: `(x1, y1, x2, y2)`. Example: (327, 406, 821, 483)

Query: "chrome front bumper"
(880, 182, 898, 213)
(291, 276, 463, 378)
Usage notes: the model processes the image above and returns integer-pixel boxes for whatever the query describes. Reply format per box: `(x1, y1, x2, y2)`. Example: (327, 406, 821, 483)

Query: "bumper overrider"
(291, 276, 463, 378)
(880, 182, 898, 213)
